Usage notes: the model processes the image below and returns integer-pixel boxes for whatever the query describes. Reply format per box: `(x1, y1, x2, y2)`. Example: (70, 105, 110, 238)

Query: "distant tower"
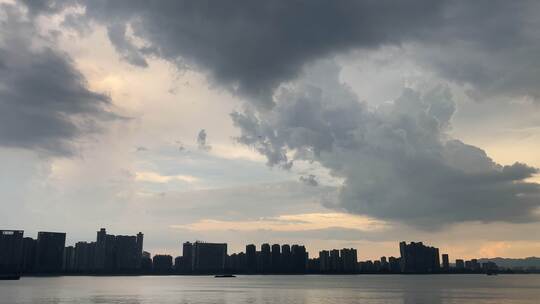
(94, 228, 107, 271)
(261, 243, 271, 273)
(245, 244, 256, 273)
(271, 244, 281, 273)
(136, 232, 144, 268)
(442, 254, 449, 271)
(182, 242, 193, 272)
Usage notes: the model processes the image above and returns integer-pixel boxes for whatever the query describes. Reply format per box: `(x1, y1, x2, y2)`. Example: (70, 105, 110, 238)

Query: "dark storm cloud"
(25, 0, 539, 104)
(30, 0, 445, 107)
(0, 5, 117, 156)
(231, 61, 540, 228)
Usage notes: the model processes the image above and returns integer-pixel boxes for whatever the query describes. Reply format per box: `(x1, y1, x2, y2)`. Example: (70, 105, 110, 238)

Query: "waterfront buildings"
(2, 228, 507, 275)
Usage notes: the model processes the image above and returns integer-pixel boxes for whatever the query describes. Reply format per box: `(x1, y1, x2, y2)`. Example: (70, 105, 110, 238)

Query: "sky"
(1, 0, 540, 260)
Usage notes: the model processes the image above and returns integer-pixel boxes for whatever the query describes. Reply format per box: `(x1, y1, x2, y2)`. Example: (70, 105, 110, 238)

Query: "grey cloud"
(231, 61, 540, 228)
(106, 23, 148, 68)
(141, 181, 333, 222)
(25, 0, 539, 104)
(196, 129, 211, 151)
(16, 1, 540, 226)
(299, 175, 319, 187)
(30, 0, 447, 108)
(0, 5, 118, 156)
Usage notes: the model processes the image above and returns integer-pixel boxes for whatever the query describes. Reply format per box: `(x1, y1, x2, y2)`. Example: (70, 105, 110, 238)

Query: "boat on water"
(0, 275, 21, 280)
(214, 274, 236, 278)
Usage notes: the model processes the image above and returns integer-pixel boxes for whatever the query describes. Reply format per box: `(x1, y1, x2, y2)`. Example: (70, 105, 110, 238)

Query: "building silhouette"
(455, 259, 465, 270)
(399, 241, 440, 273)
(341, 248, 358, 273)
(35, 232, 66, 273)
(141, 251, 152, 272)
(191, 241, 227, 273)
(281, 244, 292, 272)
(153, 254, 173, 273)
(0, 230, 24, 275)
(271, 244, 281, 273)
(92, 228, 144, 273)
(330, 249, 340, 272)
(2, 226, 507, 276)
(63, 245, 75, 272)
(291, 245, 307, 273)
(260, 243, 271, 273)
(21, 237, 37, 273)
(245, 244, 257, 273)
(319, 250, 330, 272)
(442, 254, 449, 271)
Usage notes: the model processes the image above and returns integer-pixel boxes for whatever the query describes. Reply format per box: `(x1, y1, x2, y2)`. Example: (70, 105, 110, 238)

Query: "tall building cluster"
(1, 228, 504, 275)
(1, 229, 143, 274)
(399, 241, 440, 273)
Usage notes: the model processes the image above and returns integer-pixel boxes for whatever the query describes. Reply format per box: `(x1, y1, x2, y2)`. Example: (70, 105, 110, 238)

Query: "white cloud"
(135, 171, 199, 183)
(171, 212, 387, 232)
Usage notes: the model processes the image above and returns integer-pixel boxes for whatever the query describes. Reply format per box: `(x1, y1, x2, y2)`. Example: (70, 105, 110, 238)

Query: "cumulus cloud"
(0, 4, 118, 156)
(13, 0, 540, 227)
(197, 129, 211, 151)
(231, 61, 540, 228)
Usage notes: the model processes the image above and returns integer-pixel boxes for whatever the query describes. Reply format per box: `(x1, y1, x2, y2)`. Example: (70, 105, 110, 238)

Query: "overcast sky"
(1, 0, 540, 260)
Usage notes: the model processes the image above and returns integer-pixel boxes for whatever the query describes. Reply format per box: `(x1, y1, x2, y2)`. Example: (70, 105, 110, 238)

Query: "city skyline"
(1, 1, 540, 262)
(5, 228, 535, 276)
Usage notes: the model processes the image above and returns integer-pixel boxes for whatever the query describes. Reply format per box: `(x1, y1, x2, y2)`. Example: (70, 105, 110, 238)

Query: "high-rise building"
(21, 237, 37, 273)
(291, 245, 307, 273)
(192, 241, 227, 273)
(388, 256, 400, 273)
(74, 241, 96, 272)
(94, 228, 107, 271)
(136, 232, 144, 268)
(466, 259, 480, 271)
(330, 249, 341, 272)
(341, 248, 358, 273)
(0, 230, 24, 275)
(399, 241, 440, 273)
(281, 244, 292, 273)
(260, 243, 271, 273)
(182, 241, 193, 272)
(455, 259, 465, 270)
(115, 235, 139, 271)
(153, 255, 173, 272)
(380, 256, 389, 271)
(93, 228, 144, 273)
(35, 232, 66, 273)
(442, 254, 449, 271)
(319, 250, 330, 272)
(271, 244, 281, 273)
(245, 244, 256, 273)
(63, 246, 75, 272)
(141, 251, 153, 272)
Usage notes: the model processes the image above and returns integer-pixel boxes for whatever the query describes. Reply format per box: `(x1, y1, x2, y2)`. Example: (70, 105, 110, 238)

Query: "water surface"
(1, 275, 539, 304)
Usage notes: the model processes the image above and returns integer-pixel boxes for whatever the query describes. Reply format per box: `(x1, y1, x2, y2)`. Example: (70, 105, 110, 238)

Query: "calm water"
(1, 275, 539, 304)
